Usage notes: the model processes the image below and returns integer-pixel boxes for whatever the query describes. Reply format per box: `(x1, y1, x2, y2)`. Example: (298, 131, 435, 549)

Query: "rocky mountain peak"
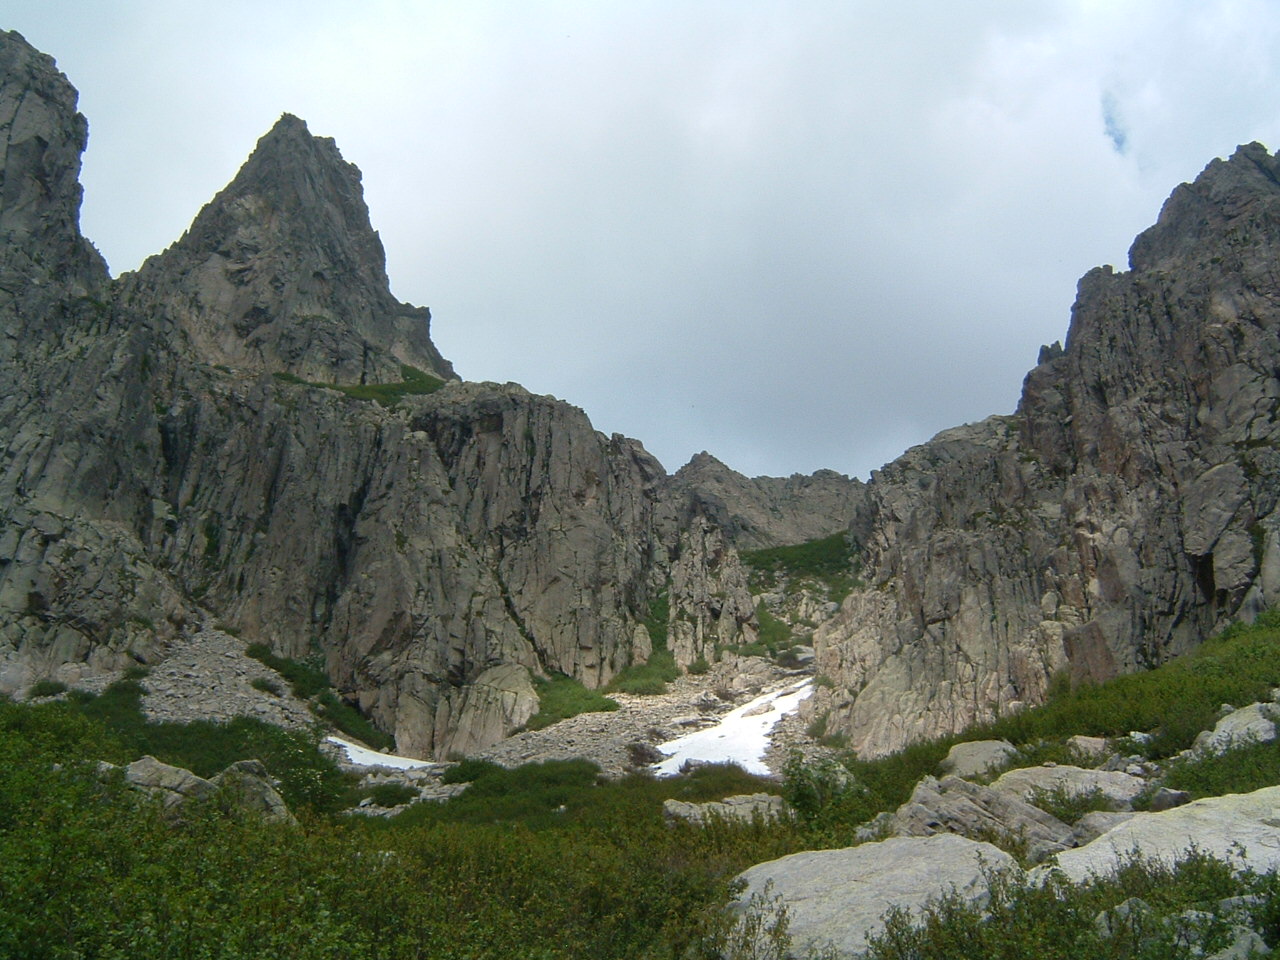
(122, 112, 454, 384)
(0, 30, 106, 310)
(1127, 141, 1280, 273)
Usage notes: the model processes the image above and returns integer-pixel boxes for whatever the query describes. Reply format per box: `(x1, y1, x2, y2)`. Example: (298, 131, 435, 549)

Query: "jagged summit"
(121, 111, 454, 384)
(1127, 141, 1280, 273)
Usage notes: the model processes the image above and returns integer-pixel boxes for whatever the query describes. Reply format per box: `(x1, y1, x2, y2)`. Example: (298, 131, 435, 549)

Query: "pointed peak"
(674, 451, 739, 481)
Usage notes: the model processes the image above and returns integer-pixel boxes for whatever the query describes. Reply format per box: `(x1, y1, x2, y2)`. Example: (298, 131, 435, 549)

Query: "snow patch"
(326, 736, 436, 770)
(652, 679, 813, 776)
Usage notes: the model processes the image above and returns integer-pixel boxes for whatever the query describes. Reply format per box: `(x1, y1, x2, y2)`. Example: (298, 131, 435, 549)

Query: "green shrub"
(687, 656, 711, 676)
(1026, 785, 1114, 825)
(244, 643, 329, 699)
(54, 679, 355, 812)
(243, 644, 391, 749)
(1163, 736, 1280, 799)
(741, 533, 859, 602)
(365, 782, 419, 807)
(607, 648, 680, 695)
(441, 757, 505, 784)
(865, 847, 1254, 960)
(755, 601, 792, 651)
(806, 711, 829, 740)
(314, 690, 395, 751)
(526, 674, 619, 730)
(28, 679, 67, 698)
(250, 676, 281, 696)
(973, 613, 1280, 758)
(642, 590, 670, 647)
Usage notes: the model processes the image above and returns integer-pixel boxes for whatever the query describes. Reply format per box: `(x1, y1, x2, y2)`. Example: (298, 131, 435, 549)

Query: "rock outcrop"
(0, 30, 761, 759)
(1041, 784, 1280, 883)
(662, 792, 789, 827)
(813, 142, 1280, 757)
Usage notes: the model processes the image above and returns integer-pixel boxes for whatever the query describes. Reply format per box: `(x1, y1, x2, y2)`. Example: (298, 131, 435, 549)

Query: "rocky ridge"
(812, 142, 1280, 757)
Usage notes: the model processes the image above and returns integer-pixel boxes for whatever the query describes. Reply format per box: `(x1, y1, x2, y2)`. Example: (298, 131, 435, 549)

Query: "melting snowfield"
(652, 679, 814, 777)
(326, 736, 436, 770)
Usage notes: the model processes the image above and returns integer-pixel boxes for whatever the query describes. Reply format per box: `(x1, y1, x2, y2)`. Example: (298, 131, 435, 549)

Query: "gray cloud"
(9, 1, 1280, 479)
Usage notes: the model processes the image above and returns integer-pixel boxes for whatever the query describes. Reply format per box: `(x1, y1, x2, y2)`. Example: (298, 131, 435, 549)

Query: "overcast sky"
(9, 2, 1280, 479)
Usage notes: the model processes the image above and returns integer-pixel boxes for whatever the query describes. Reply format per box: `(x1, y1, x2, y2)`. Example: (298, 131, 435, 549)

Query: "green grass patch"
(781, 611, 1280, 843)
(1163, 736, 1280, 799)
(243, 644, 393, 750)
(525, 674, 619, 730)
(245, 643, 328, 699)
(866, 847, 1258, 960)
(972, 610, 1280, 758)
(273, 364, 445, 408)
(741, 532, 859, 602)
(250, 676, 281, 696)
(1026, 784, 1114, 825)
(642, 590, 669, 647)
(755, 601, 792, 649)
(606, 648, 680, 695)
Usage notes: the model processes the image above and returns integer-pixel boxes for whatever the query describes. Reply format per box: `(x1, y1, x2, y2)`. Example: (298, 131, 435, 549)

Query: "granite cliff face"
(812, 143, 1280, 756)
(0, 30, 759, 758)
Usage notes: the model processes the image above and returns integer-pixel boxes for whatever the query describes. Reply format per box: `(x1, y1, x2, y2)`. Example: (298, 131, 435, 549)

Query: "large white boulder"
(1193, 703, 1277, 757)
(733, 834, 1018, 958)
(1043, 785, 1280, 883)
(939, 739, 1018, 779)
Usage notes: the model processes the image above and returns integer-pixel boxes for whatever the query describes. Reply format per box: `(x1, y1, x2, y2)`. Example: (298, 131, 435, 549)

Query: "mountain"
(811, 142, 1280, 756)
(0, 29, 789, 758)
(8, 24, 1280, 770)
(670, 451, 864, 551)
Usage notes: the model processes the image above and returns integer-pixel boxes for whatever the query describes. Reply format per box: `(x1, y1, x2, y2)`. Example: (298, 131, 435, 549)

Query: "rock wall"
(0, 30, 757, 758)
(814, 143, 1280, 756)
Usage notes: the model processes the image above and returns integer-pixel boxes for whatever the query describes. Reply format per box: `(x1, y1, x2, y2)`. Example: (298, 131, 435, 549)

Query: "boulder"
(122, 754, 295, 824)
(212, 759, 296, 825)
(1071, 810, 1135, 846)
(892, 774, 1074, 863)
(733, 834, 1019, 958)
(938, 740, 1018, 779)
(989, 764, 1146, 810)
(1066, 735, 1112, 762)
(663, 793, 788, 827)
(1193, 702, 1277, 757)
(1043, 785, 1280, 883)
(124, 755, 217, 811)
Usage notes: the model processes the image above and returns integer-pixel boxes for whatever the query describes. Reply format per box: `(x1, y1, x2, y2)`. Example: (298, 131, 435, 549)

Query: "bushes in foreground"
(866, 849, 1275, 960)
